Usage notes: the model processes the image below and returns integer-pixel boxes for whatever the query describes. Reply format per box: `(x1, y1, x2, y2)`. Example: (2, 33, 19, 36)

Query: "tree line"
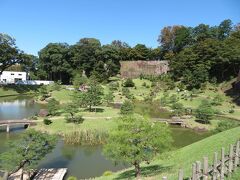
(160, 19, 240, 88)
(1, 19, 239, 87)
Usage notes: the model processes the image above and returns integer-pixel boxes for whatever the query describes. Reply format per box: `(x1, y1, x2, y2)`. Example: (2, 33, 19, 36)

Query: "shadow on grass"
(83, 108, 105, 113)
(195, 119, 210, 124)
(114, 165, 172, 179)
(224, 84, 240, 106)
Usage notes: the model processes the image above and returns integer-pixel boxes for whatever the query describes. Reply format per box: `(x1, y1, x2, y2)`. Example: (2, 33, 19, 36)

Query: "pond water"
(0, 96, 212, 179)
(0, 96, 45, 120)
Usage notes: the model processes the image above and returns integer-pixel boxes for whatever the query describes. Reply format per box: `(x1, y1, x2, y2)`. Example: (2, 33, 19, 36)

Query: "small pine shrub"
(43, 118, 52, 125)
(123, 78, 135, 87)
(120, 100, 134, 115)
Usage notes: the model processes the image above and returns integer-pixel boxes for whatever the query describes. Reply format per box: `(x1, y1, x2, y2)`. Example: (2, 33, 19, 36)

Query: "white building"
(0, 71, 27, 84)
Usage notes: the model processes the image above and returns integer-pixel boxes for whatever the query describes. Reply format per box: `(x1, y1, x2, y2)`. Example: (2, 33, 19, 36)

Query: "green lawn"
(33, 106, 120, 134)
(96, 126, 240, 179)
(51, 89, 73, 103)
(229, 169, 240, 180)
(0, 85, 39, 97)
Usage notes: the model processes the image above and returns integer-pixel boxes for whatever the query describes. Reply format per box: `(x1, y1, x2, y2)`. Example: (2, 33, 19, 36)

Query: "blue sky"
(0, 0, 239, 55)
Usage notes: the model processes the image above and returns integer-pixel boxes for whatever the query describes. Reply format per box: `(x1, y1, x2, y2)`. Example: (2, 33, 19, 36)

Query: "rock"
(38, 109, 49, 117)
(193, 127, 208, 132)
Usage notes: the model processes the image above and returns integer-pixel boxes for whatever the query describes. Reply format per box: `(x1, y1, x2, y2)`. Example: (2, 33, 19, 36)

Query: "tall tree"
(69, 38, 101, 77)
(38, 43, 71, 83)
(157, 25, 182, 52)
(0, 33, 28, 74)
(173, 26, 192, 52)
(218, 19, 233, 40)
(132, 44, 151, 60)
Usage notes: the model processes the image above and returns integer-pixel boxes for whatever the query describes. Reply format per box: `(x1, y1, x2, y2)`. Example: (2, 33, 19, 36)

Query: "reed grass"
(63, 129, 109, 145)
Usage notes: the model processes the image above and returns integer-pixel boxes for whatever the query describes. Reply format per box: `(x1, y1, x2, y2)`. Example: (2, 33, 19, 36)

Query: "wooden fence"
(163, 140, 240, 180)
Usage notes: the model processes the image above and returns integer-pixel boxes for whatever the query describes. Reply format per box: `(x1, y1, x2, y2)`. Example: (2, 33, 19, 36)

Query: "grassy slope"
(96, 127, 240, 179)
(229, 169, 240, 180)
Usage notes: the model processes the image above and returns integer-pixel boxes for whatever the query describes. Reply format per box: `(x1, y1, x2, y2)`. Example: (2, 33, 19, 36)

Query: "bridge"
(152, 118, 184, 126)
(0, 120, 36, 133)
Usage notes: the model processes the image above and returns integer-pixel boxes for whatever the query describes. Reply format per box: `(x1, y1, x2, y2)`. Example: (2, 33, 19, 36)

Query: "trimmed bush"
(43, 118, 52, 125)
(120, 100, 134, 115)
(123, 78, 135, 87)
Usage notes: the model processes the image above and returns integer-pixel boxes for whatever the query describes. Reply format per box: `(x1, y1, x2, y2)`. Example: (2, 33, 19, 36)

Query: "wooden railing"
(162, 140, 240, 180)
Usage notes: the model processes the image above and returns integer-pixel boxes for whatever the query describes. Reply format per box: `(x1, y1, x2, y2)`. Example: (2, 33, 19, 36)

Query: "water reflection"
(0, 96, 45, 120)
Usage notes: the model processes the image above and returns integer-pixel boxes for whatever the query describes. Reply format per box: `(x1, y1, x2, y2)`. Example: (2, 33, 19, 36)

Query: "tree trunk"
(134, 162, 141, 178)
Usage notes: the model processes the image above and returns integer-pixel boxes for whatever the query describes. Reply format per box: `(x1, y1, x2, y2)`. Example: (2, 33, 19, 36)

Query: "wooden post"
(228, 144, 234, 174)
(196, 161, 201, 180)
(234, 141, 240, 170)
(203, 157, 208, 180)
(162, 176, 167, 180)
(192, 163, 197, 180)
(6, 125, 10, 133)
(220, 147, 225, 180)
(3, 171, 8, 180)
(178, 169, 183, 180)
(213, 152, 218, 180)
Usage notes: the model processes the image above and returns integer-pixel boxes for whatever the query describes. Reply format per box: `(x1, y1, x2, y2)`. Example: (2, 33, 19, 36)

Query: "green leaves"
(0, 130, 57, 173)
(103, 115, 172, 177)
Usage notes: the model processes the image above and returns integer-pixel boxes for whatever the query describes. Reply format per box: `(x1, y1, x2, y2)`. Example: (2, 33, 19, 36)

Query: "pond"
(134, 100, 172, 118)
(0, 96, 212, 179)
(0, 96, 45, 120)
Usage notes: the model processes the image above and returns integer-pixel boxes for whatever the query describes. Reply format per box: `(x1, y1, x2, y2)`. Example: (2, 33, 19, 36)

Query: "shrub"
(142, 82, 147, 87)
(72, 74, 88, 89)
(211, 95, 224, 106)
(195, 100, 214, 124)
(49, 81, 62, 91)
(215, 121, 239, 133)
(109, 81, 119, 91)
(123, 78, 135, 87)
(104, 91, 114, 105)
(171, 102, 184, 116)
(160, 97, 168, 107)
(103, 171, 113, 176)
(43, 118, 52, 125)
(229, 109, 234, 113)
(47, 98, 60, 116)
(66, 114, 84, 124)
(122, 87, 133, 99)
(169, 94, 178, 104)
(120, 100, 134, 115)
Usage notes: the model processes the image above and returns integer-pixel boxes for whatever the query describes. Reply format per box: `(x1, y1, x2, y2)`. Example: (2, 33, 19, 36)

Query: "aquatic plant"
(63, 129, 109, 145)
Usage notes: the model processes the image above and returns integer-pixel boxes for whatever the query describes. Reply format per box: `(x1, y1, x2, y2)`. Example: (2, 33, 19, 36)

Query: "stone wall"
(120, 60, 169, 78)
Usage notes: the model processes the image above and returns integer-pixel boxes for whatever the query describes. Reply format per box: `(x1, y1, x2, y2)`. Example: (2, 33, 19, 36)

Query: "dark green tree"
(195, 100, 214, 124)
(0, 130, 56, 177)
(218, 19, 233, 40)
(120, 100, 134, 115)
(0, 33, 29, 74)
(38, 43, 71, 83)
(47, 98, 60, 116)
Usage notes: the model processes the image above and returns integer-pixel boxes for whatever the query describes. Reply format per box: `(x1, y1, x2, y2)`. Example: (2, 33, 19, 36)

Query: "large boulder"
(38, 109, 49, 117)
